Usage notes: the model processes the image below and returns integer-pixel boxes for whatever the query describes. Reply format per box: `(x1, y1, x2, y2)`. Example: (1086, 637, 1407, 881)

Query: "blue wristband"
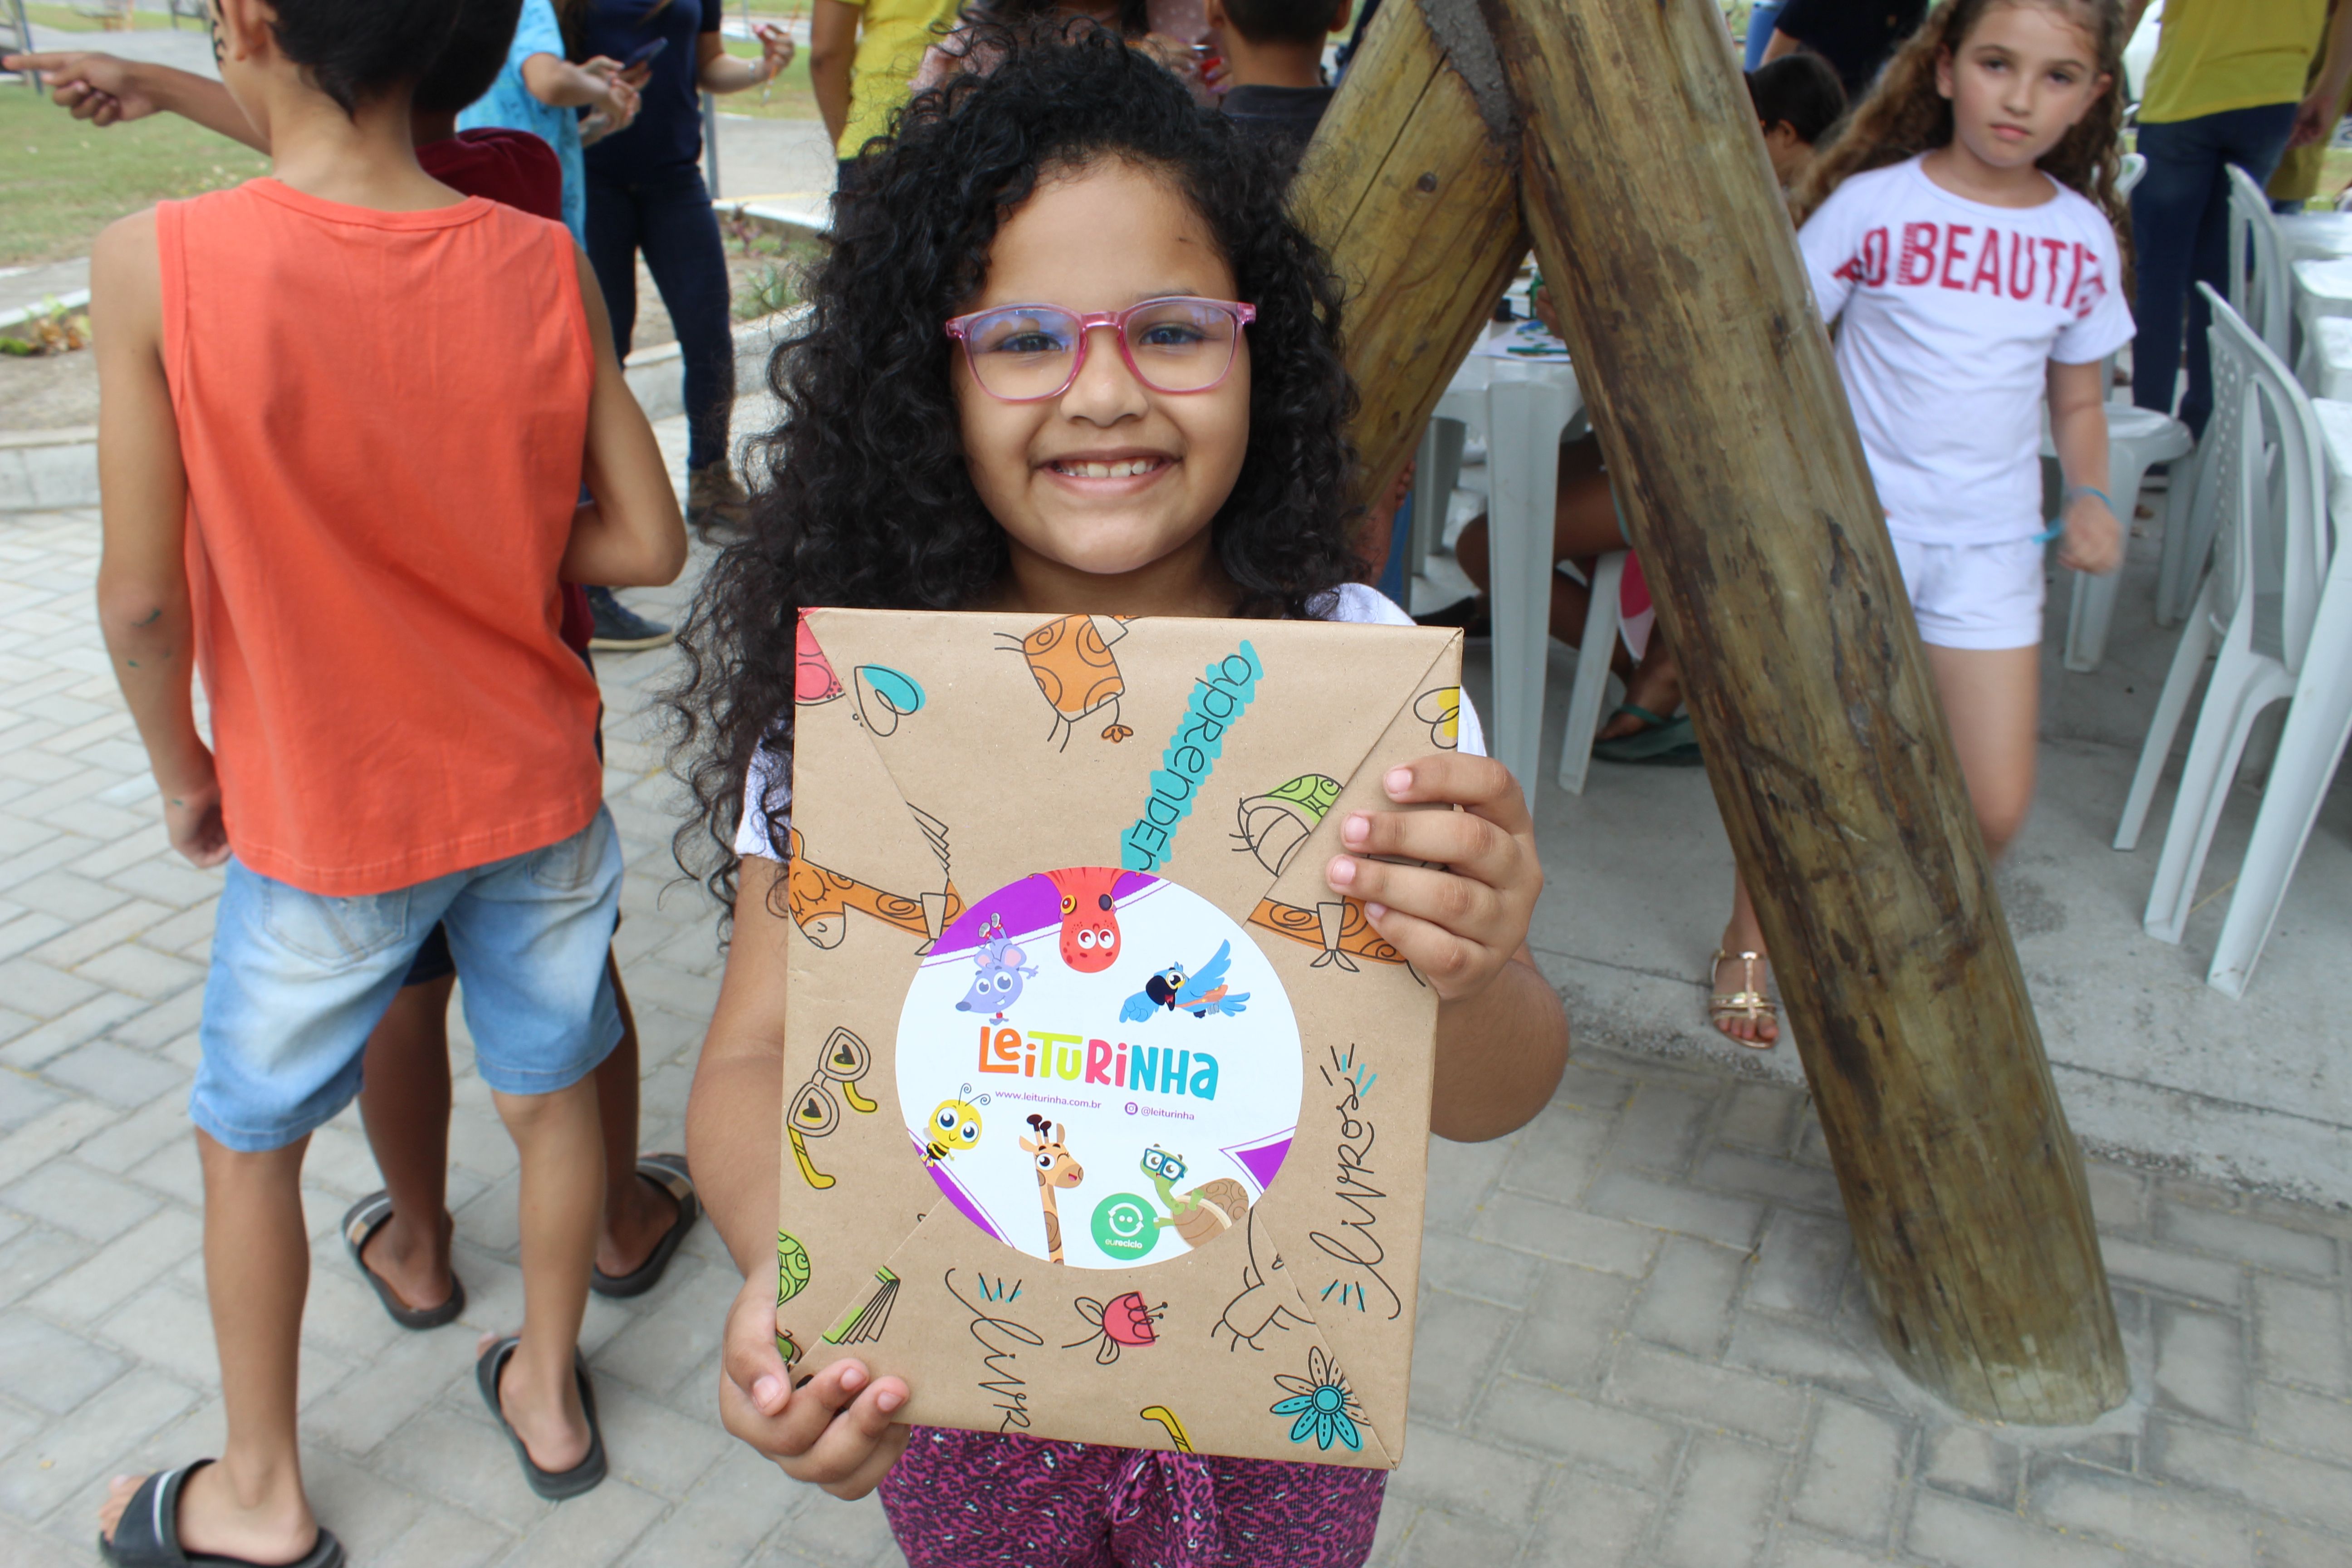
(2036, 485, 2114, 543)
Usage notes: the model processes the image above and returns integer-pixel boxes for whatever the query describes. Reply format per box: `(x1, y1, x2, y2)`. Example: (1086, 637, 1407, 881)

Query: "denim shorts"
(192, 806, 626, 1152)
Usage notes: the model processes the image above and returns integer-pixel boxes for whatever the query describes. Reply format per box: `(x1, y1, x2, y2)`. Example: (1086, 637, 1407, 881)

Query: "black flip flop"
(99, 1461, 344, 1568)
(342, 1192, 464, 1330)
(591, 1153, 701, 1299)
(476, 1338, 608, 1500)
(1590, 703, 1705, 766)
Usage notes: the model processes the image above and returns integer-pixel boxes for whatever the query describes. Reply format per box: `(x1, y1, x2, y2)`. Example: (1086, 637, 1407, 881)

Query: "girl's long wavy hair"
(1793, 0, 2129, 249)
(667, 25, 1361, 907)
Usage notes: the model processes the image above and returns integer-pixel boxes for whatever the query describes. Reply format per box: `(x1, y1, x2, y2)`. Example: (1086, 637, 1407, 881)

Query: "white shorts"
(1890, 536, 2046, 651)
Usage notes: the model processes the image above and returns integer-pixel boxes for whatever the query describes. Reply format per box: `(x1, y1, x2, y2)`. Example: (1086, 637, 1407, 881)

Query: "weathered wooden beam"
(1490, 0, 2127, 1422)
(1290, 0, 1526, 508)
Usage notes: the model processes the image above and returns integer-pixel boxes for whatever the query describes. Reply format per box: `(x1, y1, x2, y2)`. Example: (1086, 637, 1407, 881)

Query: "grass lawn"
(0, 90, 267, 267)
(716, 34, 820, 120)
(22, 2, 186, 31)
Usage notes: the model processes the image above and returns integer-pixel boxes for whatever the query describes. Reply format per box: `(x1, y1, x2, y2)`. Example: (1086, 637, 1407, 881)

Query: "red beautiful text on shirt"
(1831, 221, 2105, 319)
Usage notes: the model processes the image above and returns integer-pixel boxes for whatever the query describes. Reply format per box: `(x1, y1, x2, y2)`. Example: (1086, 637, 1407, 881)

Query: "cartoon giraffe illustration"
(1019, 1114, 1085, 1264)
(784, 826, 963, 951)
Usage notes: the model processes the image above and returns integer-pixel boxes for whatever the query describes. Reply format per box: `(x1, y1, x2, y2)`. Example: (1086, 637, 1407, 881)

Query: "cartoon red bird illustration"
(1045, 866, 1124, 974)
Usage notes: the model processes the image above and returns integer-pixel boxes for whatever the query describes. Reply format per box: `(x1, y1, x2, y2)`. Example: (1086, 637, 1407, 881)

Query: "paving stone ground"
(2, 446, 2350, 1565)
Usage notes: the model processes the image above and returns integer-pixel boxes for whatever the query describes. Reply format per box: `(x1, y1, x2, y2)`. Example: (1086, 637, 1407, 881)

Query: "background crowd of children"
(0, 0, 2341, 1564)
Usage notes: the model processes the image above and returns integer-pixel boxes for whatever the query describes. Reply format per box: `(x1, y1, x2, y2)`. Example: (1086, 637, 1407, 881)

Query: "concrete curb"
(0, 308, 808, 513)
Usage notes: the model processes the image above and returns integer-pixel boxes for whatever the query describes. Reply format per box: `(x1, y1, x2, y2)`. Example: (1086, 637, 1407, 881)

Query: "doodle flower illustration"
(1270, 1347, 1363, 1451)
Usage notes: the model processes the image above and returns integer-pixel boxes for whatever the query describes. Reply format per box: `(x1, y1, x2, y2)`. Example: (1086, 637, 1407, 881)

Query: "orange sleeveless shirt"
(158, 179, 603, 897)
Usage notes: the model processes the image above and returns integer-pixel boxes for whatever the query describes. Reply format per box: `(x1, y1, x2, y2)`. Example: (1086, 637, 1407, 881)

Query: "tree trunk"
(1296, 0, 2130, 1422)
(1289, 0, 1526, 509)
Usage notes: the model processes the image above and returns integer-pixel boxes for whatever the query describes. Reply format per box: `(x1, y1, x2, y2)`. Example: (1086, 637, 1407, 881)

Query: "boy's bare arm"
(91, 211, 227, 868)
(563, 249, 689, 588)
(3, 53, 266, 152)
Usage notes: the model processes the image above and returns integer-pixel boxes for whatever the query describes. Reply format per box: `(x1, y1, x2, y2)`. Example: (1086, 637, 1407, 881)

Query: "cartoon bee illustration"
(1001, 612, 1134, 749)
(923, 1084, 990, 1166)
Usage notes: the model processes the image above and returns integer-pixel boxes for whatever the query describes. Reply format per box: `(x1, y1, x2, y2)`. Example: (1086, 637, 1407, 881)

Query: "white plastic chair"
(2226, 165, 2293, 361)
(1557, 546, 1628, 796)
(2114, 287, 2335, 950)
(2156, 167, 2296, 627)
(2204, 528, 2352, 995)
(2058, 400, 2193, 672)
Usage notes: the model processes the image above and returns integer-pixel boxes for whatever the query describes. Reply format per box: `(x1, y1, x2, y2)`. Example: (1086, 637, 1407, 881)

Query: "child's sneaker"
(586, 586, 673, 651)
(688, 461, 752, 538)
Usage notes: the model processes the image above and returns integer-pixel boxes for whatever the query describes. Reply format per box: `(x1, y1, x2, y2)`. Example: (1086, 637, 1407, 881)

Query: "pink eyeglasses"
(945, 297, 1257, 402)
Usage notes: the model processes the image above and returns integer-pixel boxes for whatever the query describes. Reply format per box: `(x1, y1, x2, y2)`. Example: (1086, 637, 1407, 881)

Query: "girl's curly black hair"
(668, 24, 1362, 907)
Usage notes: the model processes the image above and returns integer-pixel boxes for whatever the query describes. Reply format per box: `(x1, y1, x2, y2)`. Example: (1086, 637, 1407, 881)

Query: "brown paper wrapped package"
(776, 608, 1465, 1469)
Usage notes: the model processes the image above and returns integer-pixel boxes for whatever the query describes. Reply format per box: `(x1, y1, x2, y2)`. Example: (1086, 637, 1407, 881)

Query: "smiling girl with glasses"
(671, 24, 1568, 1566)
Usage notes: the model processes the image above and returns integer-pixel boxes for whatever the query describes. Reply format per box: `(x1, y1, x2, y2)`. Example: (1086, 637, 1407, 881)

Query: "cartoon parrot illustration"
(1120, 940, 1250, 1021)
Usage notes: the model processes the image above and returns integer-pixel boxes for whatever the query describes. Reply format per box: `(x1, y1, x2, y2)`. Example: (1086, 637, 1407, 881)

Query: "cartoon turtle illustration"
(1140, 1145, 1250, 1250)
(1232, 774, 1343, 877)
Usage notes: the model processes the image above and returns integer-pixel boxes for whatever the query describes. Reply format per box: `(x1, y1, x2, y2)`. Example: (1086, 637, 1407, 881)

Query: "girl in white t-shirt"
(1711, 0, 2134, 1045)
(669, 35, 1567, 1563)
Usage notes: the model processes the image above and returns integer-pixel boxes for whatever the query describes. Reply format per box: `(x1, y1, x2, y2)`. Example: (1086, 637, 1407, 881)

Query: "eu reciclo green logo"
(1091, 1192, 1160, 1261)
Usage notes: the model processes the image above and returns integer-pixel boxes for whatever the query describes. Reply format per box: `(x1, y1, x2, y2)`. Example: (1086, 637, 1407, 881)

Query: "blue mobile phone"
(623, 37, 668, 68)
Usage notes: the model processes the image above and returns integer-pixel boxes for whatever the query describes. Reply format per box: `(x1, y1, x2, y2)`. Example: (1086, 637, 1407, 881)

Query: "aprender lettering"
(975, 1023, 1220, 1100)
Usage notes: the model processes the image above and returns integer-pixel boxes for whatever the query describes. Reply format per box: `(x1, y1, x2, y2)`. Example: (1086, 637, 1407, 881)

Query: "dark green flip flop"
(1591, 704, 1704, 766)
(476, 1338, 608, 1501)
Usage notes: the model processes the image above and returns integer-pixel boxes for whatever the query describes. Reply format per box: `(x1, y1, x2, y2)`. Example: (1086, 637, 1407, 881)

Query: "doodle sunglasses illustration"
(787, 1026, 878, 1190)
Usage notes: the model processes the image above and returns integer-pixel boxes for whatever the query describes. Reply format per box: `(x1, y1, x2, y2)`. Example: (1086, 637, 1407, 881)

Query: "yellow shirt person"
(810, 0, 964, 167)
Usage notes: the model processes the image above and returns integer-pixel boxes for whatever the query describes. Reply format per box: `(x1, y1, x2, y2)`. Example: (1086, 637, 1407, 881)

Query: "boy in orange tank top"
(88, 1, 686, 1561)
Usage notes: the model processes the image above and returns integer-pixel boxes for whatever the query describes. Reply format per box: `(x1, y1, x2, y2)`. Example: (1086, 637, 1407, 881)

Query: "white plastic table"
(2301, 315, 2352, 402)
(2292, 257, 2352, 344)
(1411, 348, 1585, 807)
(2277, 211, 2352, 266)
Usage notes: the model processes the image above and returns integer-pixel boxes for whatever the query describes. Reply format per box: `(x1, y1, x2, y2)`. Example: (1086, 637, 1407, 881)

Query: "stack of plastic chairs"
(2114, 287, 2340, 990)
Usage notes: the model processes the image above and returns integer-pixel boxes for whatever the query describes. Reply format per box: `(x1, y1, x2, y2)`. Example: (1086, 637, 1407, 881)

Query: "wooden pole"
(1289, 0, 1526, 507)
(1296, 0, 2130, 1422)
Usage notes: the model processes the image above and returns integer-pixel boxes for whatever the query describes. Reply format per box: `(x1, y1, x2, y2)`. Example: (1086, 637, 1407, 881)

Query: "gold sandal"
(1709, 949, 1778, 1049)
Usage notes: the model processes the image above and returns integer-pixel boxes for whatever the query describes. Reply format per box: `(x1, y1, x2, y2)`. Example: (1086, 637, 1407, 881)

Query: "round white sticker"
(894, 867, 1302, 1269)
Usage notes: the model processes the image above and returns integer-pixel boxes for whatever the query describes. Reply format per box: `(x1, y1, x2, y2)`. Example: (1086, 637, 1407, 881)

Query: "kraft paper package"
(776, 607, 1466, 1469)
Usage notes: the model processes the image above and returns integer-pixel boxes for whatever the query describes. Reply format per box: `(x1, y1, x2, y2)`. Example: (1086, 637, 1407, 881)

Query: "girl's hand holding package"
(1325, 754, 1544, 1002)
(720, 1270, 908, 1498)
(2057, 489, 2121, 578)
